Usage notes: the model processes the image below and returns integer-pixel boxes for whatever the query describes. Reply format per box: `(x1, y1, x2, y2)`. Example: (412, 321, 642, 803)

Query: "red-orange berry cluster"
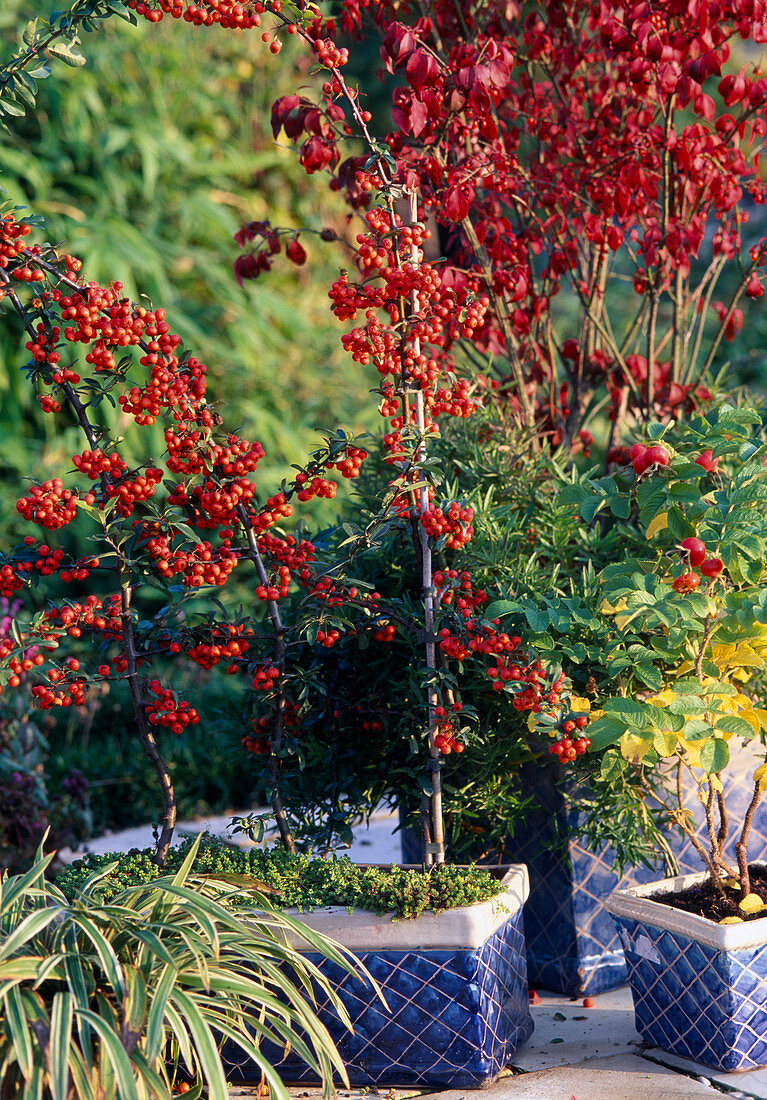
(0, 213, 32, 268)
(434, 570, 487, 618)
(127, 0, 265, 29)
(0, 564, 24, 598)
(253, 665, 280, 690)
(250, 493, 295, 534)
(105, 468, 164, 516)
(329, 446, 368, 478)
(147, 535, 239, 588)
(420, 503, 474, 548)
(72, 450, 128, 479)
(295, 474, 338, 502)
(31, 677, 86, 709)
(187, 625, 252, 670)
(146, 681, 201, 733)
(256, 565, 292, 601)
(17, 480, 93, 530)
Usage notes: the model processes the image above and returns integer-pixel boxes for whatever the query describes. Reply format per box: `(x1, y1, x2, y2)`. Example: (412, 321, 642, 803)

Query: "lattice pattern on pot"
(227, 910, 533, 1088)
(616, 915, 767, 1071)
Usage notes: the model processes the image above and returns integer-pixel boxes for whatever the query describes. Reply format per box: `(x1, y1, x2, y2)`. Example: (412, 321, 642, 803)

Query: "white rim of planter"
(249, 865, 529, 951)
(606, 861, 767, 951)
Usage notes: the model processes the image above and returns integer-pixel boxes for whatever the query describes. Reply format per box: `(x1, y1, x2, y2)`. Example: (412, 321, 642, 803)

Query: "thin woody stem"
(675, 759, 728, 894)
(716, 782, 729, 859)
(736, 780, 764, 896)
(119, 578, 176, 866)
(238, 504, 296, 855)
(406, 189, 445, 867)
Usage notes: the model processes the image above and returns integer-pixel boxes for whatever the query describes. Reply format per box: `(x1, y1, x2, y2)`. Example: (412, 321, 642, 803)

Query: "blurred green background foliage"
(0, 0, 377, 491)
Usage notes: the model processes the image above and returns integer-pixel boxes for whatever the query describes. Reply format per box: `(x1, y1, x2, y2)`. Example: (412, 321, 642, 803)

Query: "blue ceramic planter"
(608, 869, 767, 1071)
(404, 747, 767, 997)
(227, 866, 534, 1088)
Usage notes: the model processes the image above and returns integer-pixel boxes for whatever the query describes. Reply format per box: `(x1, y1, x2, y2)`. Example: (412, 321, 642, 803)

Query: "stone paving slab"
(229, 1055, 723, 1099)
(444, 1056, 722, 1099)
(643, 1048, 767, 1099)
(512, 989, 641, 1071)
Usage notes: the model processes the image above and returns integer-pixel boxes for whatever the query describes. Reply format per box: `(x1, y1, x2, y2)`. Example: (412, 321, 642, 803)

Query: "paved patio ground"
(65, 810, 767, 1099)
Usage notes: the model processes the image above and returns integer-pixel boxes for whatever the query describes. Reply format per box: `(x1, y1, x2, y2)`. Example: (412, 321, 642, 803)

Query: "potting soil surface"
(651, 865, 767, 922)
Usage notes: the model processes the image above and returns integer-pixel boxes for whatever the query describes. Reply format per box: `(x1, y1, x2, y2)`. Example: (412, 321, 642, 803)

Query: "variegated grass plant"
(0, 834, 373, 1100)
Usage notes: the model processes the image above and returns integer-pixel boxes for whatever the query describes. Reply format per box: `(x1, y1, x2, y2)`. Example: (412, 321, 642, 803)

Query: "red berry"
(645, 444, 670, 467)
(679, 537, 706, 567)
(695, 449, 719, 473)
(700, 557, 724, 578)
(673, 572, 701, 593)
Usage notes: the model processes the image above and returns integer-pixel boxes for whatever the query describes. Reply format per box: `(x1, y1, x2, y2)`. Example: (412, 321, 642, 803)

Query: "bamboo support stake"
(407, 188, 445, 867)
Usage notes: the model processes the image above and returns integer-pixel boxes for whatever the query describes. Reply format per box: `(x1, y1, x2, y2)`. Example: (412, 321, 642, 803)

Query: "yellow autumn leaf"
(646, 688, 677, 708)
(679, 739, 703, 768)
(740, 893, 767, 914)
(527, 712, 537, 733)
(709, 774, 724, 793)
(653, 729, 678, 756)
(754, 763, 767, 790)
(619, 731, 654, 763)
(600, 597, 628, 616)
(569, 695, 591, 714)
(646, 511, 668, 538)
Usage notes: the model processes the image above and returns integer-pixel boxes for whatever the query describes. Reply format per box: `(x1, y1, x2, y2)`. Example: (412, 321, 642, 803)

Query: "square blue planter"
(426, 746, 767, 997)
(226, 866, 534, 1088)
(607, 868, 767, 1071)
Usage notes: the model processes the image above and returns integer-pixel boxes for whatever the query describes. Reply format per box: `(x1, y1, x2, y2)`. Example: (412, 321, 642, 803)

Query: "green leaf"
(484, 600, 521, 619)
(145, 965, 176, 1062)
(66, 913, 125, 999)
(633, 663, 662, 691)
(700, 738, 730, 774)
(682, 719, 714, 741)
(45, 41, 87, 67)
(0, 907, 60, 961)
(667, 506, 696, 539)
(22, 18, 39, 46)
(74, 1009, 139, 1100)
(668, 695, 706, 715)
(579, 495, 603, 524)
(585, 715, 629, 752)
(3, 985, 34, 1081)
(171, 991, 228, 1100)
(49, 991, 74, 1100)
(523, 606, 549, 633)
(714, 715, 757, 739)
(603, 697, 647, 729)
(600, 749, 627, 782)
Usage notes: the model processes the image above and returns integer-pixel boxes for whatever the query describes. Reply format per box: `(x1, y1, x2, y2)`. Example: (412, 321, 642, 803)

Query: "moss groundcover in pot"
(607, 865, 767, 1071)
(59, 839, 534, 1088)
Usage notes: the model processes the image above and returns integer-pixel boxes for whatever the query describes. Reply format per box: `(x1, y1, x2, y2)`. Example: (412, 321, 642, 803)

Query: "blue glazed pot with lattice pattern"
(226, 865, 534, 1089)
(607, 868, 767, 1071)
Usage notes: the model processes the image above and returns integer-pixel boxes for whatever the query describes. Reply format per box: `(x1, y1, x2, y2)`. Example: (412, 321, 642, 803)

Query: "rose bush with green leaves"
(547, 403, 767, 903)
